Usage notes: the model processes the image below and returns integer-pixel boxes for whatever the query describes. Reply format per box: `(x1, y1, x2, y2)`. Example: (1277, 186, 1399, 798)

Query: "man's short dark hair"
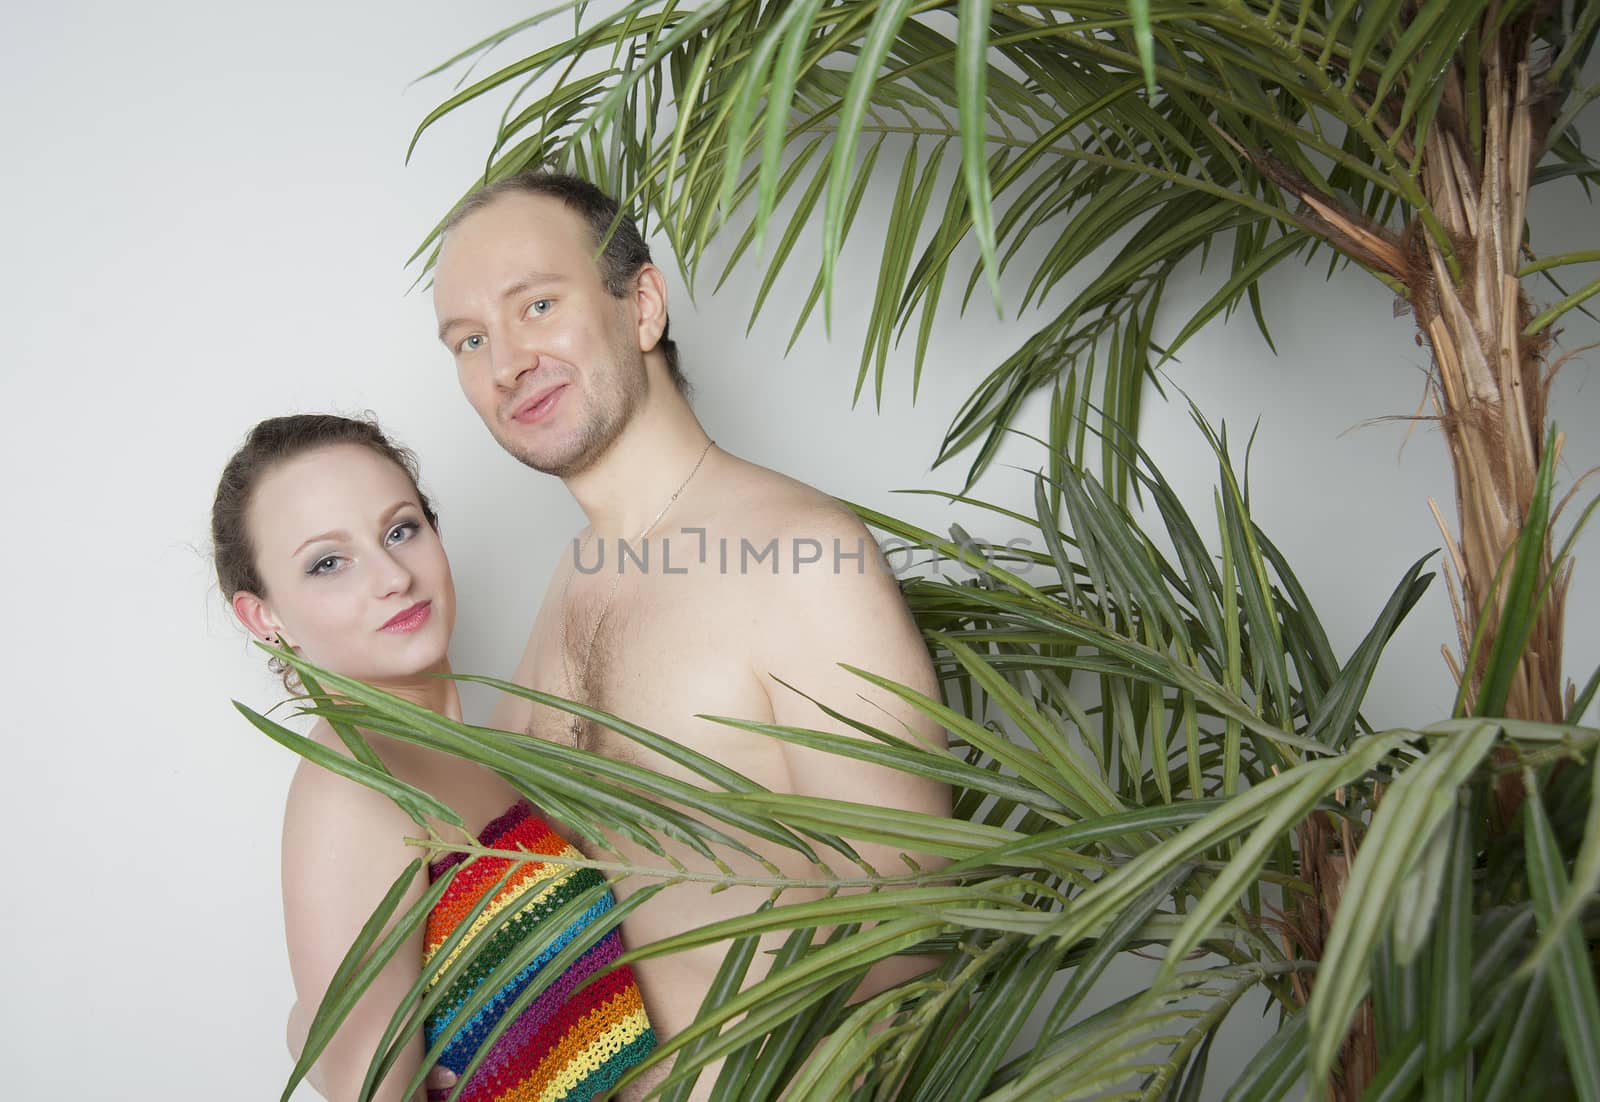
(443, 172, 687, 395)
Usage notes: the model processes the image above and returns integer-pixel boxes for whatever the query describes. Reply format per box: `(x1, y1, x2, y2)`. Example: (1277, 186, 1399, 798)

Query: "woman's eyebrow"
(290, 503, 412, 557)
(292, 529, 346, 557)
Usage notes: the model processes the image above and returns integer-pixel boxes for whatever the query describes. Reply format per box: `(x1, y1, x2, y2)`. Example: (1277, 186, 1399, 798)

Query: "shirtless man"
(430, 173, 950, 1097)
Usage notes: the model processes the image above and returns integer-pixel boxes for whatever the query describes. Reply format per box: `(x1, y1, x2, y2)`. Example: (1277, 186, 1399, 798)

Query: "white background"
(3, 2, 1597, 1096)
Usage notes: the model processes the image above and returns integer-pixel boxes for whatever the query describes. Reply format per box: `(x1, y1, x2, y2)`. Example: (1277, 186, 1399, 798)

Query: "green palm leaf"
(245, 408, 1600, 1098)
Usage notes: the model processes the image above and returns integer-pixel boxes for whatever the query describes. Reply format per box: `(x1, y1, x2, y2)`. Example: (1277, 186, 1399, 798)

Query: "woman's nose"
(373, 550, 413, 597)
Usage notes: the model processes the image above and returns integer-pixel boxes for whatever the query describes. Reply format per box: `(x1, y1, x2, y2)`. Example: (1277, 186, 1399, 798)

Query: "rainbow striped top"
(423, 801, 656, 1101)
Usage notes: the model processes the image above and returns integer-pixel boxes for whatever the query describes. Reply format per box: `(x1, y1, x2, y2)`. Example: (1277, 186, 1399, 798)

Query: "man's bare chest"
(524, 572, 777, 777)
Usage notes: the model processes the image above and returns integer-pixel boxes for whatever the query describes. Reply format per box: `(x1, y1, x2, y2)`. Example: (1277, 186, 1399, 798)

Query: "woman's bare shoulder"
(281, 721, 421, 855)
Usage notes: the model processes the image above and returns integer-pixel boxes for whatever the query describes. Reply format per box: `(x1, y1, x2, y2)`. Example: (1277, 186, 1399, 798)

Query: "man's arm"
(752, 507, 951, 996)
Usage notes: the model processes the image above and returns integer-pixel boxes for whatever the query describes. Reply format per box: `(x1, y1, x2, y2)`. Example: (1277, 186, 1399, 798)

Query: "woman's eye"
(526, 299, 552, 317)
(458, 334, 485, 353)
(308, 556, 340, 576)
(387, 521, 420, 546)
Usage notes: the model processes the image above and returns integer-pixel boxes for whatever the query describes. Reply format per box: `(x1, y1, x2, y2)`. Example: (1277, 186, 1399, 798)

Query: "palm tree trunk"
(1268, 16, 1569, 1098)
(1413, 36, 1567, 733)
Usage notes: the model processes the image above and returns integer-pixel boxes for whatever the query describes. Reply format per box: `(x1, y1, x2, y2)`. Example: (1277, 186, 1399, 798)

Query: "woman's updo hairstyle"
(211, 413, 440, 686)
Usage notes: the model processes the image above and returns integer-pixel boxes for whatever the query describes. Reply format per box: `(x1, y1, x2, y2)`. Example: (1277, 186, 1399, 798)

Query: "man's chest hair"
(525, 622, 765, 740)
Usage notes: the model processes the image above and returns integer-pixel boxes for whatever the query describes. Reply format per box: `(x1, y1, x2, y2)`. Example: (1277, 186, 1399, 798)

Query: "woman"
(211, 413, 655, 1102)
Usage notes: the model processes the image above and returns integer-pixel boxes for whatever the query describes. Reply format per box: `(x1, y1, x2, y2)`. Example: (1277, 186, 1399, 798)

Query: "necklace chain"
(559, 438, 715, 745)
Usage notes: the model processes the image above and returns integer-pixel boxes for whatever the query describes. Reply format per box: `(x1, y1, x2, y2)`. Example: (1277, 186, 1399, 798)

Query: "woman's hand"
(423, 1066, 458, 1101)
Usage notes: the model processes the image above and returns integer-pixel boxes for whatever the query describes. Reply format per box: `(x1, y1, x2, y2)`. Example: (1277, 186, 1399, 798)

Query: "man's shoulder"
(689, 458, 937, 711)
(710, 455, 867, 542)
(692, 480, 875, 585)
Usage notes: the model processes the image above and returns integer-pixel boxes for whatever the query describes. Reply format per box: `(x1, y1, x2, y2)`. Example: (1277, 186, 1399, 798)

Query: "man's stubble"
(497, 338, 649, 479)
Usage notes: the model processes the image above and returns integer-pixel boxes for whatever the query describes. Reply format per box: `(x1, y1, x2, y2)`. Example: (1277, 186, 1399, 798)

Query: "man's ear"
(232, 590, 286, 645)
(632, 263, 669, 353)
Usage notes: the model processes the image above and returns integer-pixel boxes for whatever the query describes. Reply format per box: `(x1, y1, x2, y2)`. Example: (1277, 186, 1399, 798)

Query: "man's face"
(433, 193, 648, 477)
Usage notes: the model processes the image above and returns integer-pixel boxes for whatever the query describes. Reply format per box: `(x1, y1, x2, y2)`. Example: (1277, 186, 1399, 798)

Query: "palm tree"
(248, 417, 1598, 1101)
(411, 0, 1598, 729)
(250, 4, 1600, 1099)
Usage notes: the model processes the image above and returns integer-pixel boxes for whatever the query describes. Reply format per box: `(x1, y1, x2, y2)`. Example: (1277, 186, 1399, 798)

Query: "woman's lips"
(380, 601, 432, 633)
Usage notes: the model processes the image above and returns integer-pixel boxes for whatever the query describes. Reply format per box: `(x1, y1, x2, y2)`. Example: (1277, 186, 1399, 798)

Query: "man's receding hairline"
(444, 187, 600, 239)
(440, 189, 616, 275)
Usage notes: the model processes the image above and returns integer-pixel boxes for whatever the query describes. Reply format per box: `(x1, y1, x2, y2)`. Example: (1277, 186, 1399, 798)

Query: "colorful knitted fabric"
(423, 801, 656, 1101)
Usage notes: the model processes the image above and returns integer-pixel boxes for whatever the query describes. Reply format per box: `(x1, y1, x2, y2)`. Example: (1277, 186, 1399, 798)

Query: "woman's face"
(235, 443, 455, 686)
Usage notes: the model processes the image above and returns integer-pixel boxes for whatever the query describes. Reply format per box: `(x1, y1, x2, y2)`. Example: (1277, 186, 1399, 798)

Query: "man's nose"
(490, 328, 540, 390)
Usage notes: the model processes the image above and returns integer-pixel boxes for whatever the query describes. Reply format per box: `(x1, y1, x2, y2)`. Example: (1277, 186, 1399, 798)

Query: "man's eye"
(387, 521, 420, 546)
(458, 334, 485, 353)
(526, 299, 552, 317)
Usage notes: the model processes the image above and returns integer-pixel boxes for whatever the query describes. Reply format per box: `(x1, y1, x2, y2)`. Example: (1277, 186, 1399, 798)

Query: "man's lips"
(511, 384, 567, 425)
(380, 601, 432, 633)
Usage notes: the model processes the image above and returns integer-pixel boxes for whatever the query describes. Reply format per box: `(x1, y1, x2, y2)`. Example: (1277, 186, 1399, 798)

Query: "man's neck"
(564, 386, 715, 537)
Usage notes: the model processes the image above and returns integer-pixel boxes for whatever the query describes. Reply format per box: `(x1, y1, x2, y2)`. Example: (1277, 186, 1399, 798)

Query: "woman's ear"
(232, 590, 286, 646)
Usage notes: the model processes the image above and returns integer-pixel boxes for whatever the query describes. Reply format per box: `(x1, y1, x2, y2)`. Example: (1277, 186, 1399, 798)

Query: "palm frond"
(404, 1, 1598, 499)
(243, 407, 1600, 1098)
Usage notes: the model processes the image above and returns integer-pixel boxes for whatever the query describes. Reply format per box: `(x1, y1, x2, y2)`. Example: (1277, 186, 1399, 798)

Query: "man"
(431, 172, 950, 1098)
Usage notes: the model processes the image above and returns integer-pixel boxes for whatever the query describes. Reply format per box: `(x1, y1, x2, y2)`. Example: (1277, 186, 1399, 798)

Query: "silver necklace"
(559, 438, 715, 745)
